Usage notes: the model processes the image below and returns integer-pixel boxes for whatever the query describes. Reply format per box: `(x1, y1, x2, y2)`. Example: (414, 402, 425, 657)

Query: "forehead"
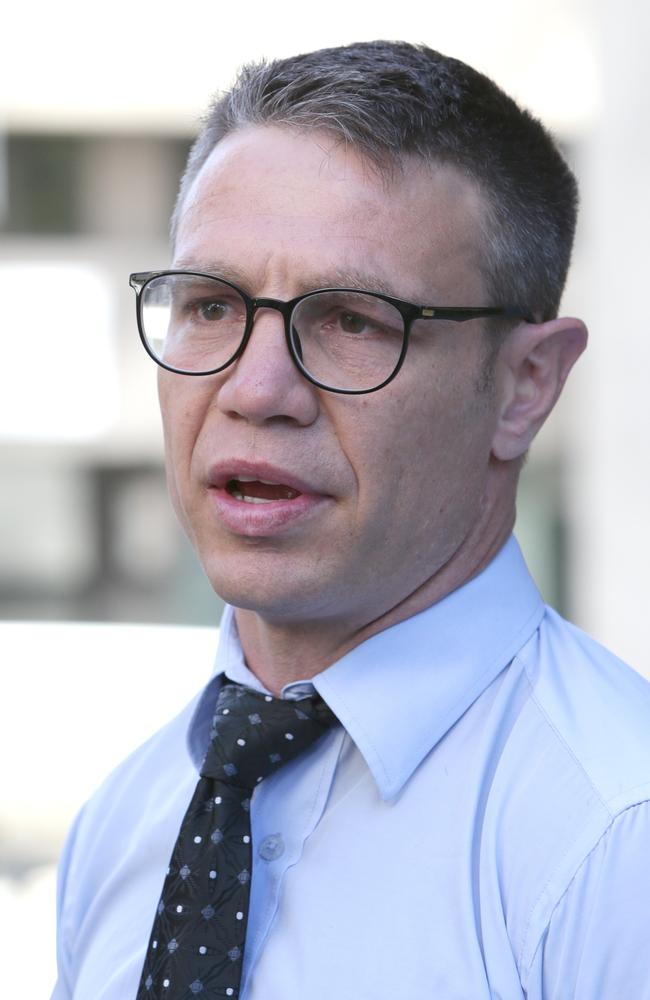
(175, 126, 487, 302)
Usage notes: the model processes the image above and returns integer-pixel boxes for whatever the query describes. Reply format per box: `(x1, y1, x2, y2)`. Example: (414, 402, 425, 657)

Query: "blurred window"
(3, 135, 83, 233)
(1, 133, 191, 236)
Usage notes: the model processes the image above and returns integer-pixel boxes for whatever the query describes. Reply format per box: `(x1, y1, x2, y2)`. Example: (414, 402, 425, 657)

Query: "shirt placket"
(240, 725, 346, 998)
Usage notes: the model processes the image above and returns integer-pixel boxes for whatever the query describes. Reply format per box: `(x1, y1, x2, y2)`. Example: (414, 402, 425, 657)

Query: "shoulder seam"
(521, 798, 650, 986)
(515, 640, 614, 972)
(518, 641, 614, 818)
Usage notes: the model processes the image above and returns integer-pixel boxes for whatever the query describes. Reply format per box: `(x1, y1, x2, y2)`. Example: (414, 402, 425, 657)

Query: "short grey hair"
(172, 41, 578, 322)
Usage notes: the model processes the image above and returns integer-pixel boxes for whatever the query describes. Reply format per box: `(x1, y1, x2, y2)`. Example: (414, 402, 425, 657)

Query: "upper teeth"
(235, 476, 281, 485)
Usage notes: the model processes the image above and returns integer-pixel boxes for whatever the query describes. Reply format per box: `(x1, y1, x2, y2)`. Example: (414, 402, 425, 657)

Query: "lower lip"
(208, 487, 328, 536)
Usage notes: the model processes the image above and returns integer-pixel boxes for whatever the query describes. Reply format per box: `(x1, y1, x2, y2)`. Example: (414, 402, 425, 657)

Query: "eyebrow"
(171, 258, 404, 300)
(172, 258, 253, 288)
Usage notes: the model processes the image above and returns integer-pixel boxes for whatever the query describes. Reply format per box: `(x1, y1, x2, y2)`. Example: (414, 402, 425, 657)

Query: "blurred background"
(1, 0, 649, 993)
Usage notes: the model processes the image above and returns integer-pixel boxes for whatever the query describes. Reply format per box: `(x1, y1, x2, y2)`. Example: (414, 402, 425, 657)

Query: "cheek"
(353, 378, 496, 525)
(338, 396, 431, 523)
(158, 378, 208, 524)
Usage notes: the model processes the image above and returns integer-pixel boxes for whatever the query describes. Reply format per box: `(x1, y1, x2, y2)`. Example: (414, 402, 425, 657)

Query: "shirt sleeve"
(523, 800, 650, 999)
(50, 805, 86, 1000)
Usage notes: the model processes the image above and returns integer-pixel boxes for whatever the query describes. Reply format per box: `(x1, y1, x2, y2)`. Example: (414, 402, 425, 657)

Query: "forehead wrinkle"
(170, 257, 416, 301)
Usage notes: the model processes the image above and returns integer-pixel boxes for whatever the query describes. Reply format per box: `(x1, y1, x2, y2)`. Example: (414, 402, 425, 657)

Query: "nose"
(215, 305, 319, 426)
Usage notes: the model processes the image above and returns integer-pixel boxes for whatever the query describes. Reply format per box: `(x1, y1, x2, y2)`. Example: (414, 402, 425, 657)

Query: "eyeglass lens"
(139, 274, 406, 392)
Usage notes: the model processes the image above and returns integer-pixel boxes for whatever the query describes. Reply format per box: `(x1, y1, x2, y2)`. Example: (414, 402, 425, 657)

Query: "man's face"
(161, 126, 504, 629)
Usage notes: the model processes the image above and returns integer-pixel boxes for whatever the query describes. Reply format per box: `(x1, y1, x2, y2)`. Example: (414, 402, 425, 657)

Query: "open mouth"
(225, 477, 302, 504)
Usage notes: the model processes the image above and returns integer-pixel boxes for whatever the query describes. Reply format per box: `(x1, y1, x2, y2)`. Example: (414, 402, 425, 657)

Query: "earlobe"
(491, 317, 588, 461)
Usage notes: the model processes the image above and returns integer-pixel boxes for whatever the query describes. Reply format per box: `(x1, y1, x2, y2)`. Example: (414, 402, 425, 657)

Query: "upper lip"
(207, 460, 327, 497)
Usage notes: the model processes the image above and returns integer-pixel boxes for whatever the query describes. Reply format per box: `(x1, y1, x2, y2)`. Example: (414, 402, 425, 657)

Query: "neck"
(234, 463, 518, 696)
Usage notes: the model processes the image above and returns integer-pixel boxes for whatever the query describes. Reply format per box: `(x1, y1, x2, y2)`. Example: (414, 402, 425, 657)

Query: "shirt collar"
(186, 608, 317, 768)
(187, 536, 544, 800)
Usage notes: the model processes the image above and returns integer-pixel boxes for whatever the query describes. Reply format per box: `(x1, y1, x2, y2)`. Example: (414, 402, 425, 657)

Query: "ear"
(491, 317, 588, 461)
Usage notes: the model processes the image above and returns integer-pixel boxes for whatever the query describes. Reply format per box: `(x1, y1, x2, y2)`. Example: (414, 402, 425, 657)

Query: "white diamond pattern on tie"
(135, 682, 337, 999)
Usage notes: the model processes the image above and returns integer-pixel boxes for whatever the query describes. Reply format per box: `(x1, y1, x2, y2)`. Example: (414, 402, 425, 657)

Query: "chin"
(200, 549, 335, 621)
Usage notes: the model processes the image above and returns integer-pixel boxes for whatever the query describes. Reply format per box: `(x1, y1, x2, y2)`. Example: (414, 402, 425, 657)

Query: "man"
(53, 41, 650, 999)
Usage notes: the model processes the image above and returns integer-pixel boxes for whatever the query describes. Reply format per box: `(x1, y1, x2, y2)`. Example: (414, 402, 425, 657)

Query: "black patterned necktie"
(135, 681, 337, 1000)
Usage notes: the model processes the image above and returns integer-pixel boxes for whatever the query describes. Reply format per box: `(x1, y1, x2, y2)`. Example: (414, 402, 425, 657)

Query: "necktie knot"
(201, 682, 337, 789)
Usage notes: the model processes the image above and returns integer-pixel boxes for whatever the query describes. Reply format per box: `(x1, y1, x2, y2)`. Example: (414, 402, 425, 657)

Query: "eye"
(197, 299, 229, 322)
(338, 311, 369, 334)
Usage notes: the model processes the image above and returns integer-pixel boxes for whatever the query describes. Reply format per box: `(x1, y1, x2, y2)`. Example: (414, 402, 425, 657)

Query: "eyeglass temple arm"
(417, 305, 534, 323)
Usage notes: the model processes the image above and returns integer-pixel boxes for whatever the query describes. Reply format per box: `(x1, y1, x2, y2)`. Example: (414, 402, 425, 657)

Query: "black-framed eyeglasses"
(129, 270, 530, 395)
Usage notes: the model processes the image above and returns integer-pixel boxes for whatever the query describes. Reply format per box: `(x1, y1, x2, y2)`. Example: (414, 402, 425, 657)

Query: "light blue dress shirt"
(52, 538, 650, 999)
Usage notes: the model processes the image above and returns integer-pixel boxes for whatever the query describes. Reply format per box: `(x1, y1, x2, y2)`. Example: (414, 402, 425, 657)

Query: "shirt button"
(258, 833, 285, 861)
